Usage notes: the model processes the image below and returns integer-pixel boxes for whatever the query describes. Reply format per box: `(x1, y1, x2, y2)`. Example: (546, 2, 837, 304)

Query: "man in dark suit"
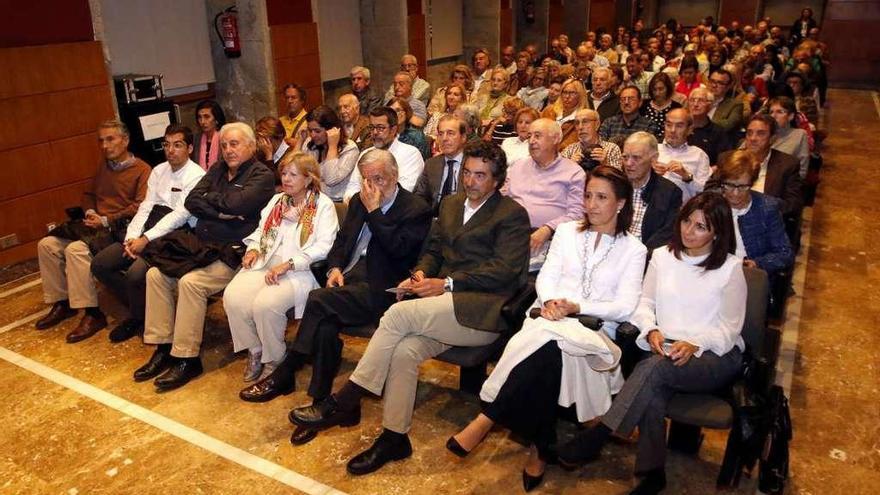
(735, 114, 803, 218)
(239, 148, 431, 404)
(585, 67, 621, 122)
(290, 141, 531, 475)
(622, 132, 683, 251)
(413, 115, 467, 216)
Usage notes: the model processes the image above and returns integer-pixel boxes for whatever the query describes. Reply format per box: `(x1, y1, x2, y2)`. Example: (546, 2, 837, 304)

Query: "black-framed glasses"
(721, 182, 751, 192)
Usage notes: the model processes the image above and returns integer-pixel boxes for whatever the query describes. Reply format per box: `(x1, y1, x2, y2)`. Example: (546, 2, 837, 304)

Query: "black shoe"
(522, 469, 545, 492)
(290, 426, 318, 446)
(288, 396, 360, 430)
(239, 374, 295, 403)
(557, 423, 610, 468)
(109, 318, 143, 343)
(445, 436, 470, 458)
(35, 302, 77, 330)
(346, 431, 413, 476)
(630, 468, 666, 495)
(134, 347, 172, 382)
(154, 358, 203, 392)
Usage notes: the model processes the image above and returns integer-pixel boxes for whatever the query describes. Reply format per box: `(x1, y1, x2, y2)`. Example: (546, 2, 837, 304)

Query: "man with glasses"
(656, 109, 711, 202)
(599, 86, 660, 147)
(561, 108, 622, 171)
(343, 107, 425, 202)
(686, 87, 732, 164)
(621, 132, 682, 251)
(91, 125, 206, 342)
(239, 149, 432, 419)
(384, 54, 431, 107)
(707, 68, 744, 136)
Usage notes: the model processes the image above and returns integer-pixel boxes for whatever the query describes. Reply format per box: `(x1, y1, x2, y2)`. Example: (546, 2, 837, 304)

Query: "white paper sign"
(138, 112, 172, 141)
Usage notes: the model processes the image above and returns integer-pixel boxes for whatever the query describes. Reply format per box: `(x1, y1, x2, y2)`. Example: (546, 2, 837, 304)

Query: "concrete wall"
(462, 1, 500, 62)
(360, 0, 409, 98)
(516, 0, 549, 51)
(205, 0, 275, 125)
(563, 0, 589, 45)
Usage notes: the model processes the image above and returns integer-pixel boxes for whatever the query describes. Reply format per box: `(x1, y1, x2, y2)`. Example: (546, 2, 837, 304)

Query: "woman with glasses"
(715, 150, 793, 276)
(557, 192, 747, 495)
(544, 78, 588, 151)
(447, 166, 646, 492)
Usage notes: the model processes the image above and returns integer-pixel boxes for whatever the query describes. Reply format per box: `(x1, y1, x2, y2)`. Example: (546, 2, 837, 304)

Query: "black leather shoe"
(154, 358, 203, 392)
(109, 318, 143, 343)
(35, 302, 77, 330)
(445, 436, 470, 458)
(290, 426, 318, 446)
(239, 374, 294, 403)
(522, 469, 545, 492)
(629, 468, 666, 494)
(346, 431, 413, 475)
(134, 347, 172, 382)
(288, 396, 361, 430)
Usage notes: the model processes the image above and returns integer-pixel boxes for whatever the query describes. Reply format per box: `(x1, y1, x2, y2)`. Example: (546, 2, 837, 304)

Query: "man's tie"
(440, 159, 456, 198)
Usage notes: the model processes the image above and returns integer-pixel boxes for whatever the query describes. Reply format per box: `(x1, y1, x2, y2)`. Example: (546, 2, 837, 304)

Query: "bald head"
(400, 54, 419, 79)
(664, 108, 692, 146)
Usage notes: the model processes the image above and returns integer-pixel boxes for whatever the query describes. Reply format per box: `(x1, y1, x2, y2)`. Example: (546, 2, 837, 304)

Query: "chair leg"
(459, 363, 487, 395)
(667, 420, 703, 454)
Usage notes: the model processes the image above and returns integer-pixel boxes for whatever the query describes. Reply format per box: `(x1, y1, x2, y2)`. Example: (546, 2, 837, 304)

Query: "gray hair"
(592, 67, 613, 79)
(98, 119, 129, 138)
(219, 122, 256, 146)
(359, 148, 398, 177)
(532, 117, 562, 142)
(454, 104, 481, 134)
(689, 86, 715, 103)
(624, 131, 659, 157)
(350, 66, 371, 80)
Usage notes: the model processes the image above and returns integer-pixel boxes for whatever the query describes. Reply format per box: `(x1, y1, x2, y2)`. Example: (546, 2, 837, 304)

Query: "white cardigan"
(632, 247, 746, 357)
(480, 222, 647, 422)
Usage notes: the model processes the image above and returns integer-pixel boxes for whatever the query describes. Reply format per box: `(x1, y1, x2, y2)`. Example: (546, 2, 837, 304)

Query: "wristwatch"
(444, 276, 453, 292)
(682, 172, 694, 183)
(287, 258, 295, 270)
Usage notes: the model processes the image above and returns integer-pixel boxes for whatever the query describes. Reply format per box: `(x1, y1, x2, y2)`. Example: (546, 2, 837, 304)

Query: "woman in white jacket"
(224, 152, 339, 382)
(446, 166, 647, 492)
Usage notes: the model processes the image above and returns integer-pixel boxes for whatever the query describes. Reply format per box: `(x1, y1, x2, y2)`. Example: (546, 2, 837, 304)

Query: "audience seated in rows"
(560, 108, 623, 171)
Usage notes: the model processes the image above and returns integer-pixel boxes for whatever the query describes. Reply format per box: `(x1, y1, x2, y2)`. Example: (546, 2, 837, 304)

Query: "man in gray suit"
(413, 115, 467, 215)
(290, 141, 531, 476)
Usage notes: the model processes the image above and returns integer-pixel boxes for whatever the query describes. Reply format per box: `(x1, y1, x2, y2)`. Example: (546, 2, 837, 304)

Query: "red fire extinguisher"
(214, 7, 241, 58)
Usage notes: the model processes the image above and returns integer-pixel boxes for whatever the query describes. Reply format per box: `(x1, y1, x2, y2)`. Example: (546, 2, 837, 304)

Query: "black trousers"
(483, 341, 563, 460)
(291, 261, 389, 400)
(91, 242, 151, 320)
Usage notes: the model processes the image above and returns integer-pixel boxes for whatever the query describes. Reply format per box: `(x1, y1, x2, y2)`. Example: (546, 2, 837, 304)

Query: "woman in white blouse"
(557, 192, 747, 495)
(446, 166, 647, 492)
(224, 152, 339, 383)
(500, 107, 539, 165)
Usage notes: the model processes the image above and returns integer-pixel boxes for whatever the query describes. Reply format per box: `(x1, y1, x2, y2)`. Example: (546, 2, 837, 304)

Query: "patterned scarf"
(258, 190, 319, 255)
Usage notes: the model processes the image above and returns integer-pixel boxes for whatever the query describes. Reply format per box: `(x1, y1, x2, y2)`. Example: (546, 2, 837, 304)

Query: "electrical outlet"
(0, 234, 19, 249)
(46, 223, 57, 233)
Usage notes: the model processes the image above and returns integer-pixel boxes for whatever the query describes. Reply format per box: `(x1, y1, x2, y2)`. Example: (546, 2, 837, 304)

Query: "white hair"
(359, 148, 398, 177)
(219, 122, 256, 146)
(624, 131, 659, 157)
(350, 66, 371, 80)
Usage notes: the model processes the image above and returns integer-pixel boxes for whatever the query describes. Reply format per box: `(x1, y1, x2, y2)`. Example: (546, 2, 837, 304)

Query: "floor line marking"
(0, 278, 42, 299)
(872, 91, 880, 120)
(0, 272, 40, 290)
(776, 207, 813, 396)
(0, 309, 50, 335)
(0, 346, 348, 495)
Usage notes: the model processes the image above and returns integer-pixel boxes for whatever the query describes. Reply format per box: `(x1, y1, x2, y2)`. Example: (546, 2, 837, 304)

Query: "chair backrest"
(334, 201, 348, 224)
(741, 266, 769, 355)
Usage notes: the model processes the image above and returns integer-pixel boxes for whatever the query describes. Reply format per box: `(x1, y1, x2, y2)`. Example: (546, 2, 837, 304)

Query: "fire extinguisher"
(214, 6, 241, 58)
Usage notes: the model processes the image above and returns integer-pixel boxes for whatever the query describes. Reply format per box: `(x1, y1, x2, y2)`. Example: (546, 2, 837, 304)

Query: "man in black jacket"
(239, 148, 431, 409)
(622, 132, 682, 251)
(135, 122, 276, 392)
(413, 115, 467, 216)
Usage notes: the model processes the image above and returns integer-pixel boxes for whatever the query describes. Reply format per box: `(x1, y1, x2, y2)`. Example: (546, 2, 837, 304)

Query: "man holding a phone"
(36, 120, 151, 342)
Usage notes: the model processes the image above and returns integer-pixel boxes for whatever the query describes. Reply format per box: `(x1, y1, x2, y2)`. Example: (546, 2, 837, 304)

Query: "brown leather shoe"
(35, 302, 77, 330)
(66, 314, 107, 343)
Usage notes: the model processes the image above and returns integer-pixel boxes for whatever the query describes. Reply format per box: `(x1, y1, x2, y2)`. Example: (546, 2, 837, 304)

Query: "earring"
(617, 209, 622, 213)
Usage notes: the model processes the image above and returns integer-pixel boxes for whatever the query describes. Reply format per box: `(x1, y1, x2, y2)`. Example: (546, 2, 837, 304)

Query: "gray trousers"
(601, 348, 742, 473)
(349, 292, 498, 434)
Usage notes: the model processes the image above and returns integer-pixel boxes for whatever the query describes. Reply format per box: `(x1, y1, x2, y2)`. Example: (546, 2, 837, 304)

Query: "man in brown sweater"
(36, 120, 150, 343)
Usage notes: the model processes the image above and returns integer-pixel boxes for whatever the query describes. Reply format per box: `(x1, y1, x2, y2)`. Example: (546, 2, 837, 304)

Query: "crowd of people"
(32, 9, 828, 494)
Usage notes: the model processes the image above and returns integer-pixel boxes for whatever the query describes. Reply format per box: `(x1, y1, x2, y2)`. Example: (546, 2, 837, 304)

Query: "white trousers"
(37, 237, 97, 308)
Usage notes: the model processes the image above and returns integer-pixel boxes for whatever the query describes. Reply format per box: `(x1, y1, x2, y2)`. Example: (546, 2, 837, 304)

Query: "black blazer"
(640, 171, 683, 251)
(413, 154, 460, 215)
(415, 191, 531, 332)
(326, 187, 432, 306)
(586, 92, 621, 122)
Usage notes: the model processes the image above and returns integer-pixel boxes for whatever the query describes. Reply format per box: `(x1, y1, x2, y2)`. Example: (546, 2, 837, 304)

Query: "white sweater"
(633, 247, 747, 357)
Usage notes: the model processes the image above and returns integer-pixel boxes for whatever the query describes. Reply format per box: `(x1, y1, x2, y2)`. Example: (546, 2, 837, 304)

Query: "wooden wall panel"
(267, 0, 322, 112)
(0, 180, 91, 255)
(589, 0, 617, 31)
(719, 0, 759, 25)
(0, 144, 51, 202)
(0, 42, 106, 100)
(266, 0, 313, 25)
(268, 23, 319, 59)
(500, 6, 514, 49)
(822, 0, 880, 86)
(0, 0, 92, 48)
(548, 0, 565, 43)
(46, 86, 115, 142)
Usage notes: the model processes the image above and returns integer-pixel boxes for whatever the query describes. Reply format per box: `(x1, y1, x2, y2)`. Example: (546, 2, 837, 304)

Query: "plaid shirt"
(598, 114, 660, 148)
(629, 180, 649, 240)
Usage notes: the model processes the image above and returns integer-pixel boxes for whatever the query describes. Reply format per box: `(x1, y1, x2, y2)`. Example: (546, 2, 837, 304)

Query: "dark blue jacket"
(738, 192, 794, 274)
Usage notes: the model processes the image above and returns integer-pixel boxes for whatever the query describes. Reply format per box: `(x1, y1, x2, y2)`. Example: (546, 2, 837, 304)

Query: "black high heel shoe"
(522, 469, 545, 492)
(445, 436, 470, 458)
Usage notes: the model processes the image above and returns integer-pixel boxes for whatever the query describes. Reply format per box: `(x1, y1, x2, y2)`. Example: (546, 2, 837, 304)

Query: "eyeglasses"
(709, 79, 729, 86)
(688, 98, 711, 104)
(368, 125, 390, 132)
(561, 90, 579, 97)
(162, 141, 188, 150)
(721, 182, 752, 192)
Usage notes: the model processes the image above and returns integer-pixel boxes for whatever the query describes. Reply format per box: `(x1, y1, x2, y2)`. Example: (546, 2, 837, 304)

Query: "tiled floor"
(0, 89, 875, 494)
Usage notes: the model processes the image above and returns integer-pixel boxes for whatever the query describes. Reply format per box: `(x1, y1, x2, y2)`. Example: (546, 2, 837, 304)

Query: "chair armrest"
(500, 281, 537, 334)
(310, 260, 329, 287)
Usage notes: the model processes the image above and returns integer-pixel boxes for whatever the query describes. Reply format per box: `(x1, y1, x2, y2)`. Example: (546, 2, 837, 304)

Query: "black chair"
(662, 266, 780, 486)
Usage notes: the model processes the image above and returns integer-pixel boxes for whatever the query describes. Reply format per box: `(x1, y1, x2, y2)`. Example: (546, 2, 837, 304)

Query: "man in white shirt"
(344, 107, 425, 202)
(655, 109, 711, 201)
(91, 124, 206, 342)
(382, 72, 428, 128)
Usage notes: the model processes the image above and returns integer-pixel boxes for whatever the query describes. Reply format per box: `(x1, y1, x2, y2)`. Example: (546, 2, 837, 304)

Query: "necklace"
(581, 231, 617, 300)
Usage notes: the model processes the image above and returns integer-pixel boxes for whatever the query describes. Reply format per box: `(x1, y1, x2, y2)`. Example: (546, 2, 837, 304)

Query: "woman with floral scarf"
(224, 152, 339, 383)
